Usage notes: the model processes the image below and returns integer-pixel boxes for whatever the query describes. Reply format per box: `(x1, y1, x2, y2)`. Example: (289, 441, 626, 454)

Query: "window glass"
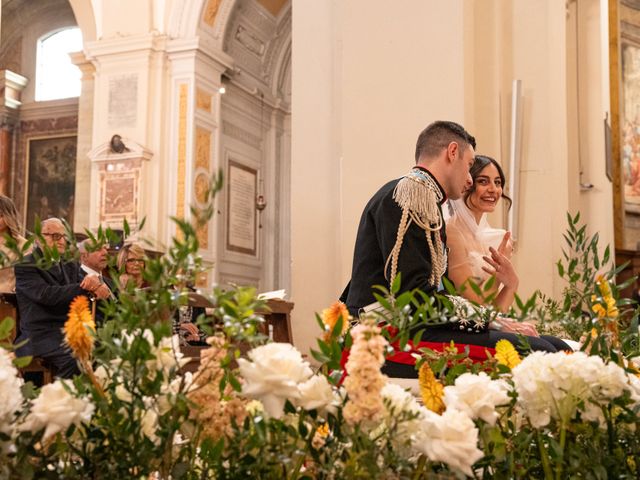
(35, 27, 83, 101)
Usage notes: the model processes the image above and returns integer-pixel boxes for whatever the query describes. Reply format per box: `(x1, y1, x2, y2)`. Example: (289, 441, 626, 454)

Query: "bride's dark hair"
(463, 155, 512, 209)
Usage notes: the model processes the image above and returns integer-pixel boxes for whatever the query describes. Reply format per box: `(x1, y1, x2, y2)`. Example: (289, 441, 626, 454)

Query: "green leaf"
(441, 276, 457, 295)
(13, 355, 32, 368)
(390, 272, 402, 295)
(483, 275, 495, 292)
(0, 317, 14, 341)
(468, 280, 483, 296)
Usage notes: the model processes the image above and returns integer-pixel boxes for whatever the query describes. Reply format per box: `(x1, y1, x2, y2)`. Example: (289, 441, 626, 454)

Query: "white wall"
(291, 0, 466, 356)
(292, 0, 614, 357)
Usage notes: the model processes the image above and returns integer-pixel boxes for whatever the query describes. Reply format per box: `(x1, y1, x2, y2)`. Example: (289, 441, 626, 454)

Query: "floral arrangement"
(0, 183, 639, 478)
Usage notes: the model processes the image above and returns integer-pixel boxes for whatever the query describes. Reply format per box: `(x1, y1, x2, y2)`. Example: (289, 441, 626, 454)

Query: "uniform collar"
(413, 166, 447, 204)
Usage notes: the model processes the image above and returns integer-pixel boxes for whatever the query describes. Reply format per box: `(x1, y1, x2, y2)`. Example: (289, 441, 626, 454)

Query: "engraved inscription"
(108, 74, 138, 128)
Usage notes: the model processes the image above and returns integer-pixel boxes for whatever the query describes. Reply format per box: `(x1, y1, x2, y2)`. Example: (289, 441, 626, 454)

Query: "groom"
(344, 120, 477, 316)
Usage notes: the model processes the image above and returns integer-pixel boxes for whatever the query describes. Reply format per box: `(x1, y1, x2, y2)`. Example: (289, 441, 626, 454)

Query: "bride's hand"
(496, 317, 539, 337)
(498, 231, 514, 259)
(482, 246, 519, 291)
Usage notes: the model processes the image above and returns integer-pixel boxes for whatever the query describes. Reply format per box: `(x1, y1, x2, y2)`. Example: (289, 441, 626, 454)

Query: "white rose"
(115, 384, 133, 403)
(147, 334, 189, 374)
(157, 372, 194, 415)
(140, 400, 159, 444)
(122, 328, 154, 348)
(416, 407, 483, 477)
(93, 365, 110, 388)
(237, 343, 312, 418)
(0, 347, 23, 427)
(443, 372, 510, 426)
(297, 374, 340, 414)
(380, 382, 424, 450)
(19, 380, 94, 441)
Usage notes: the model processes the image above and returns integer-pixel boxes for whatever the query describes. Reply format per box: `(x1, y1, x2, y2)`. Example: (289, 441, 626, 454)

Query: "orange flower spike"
(321, 301, 350, 336)
(418, 363, 445, 414)
(64, 295, 96, 363)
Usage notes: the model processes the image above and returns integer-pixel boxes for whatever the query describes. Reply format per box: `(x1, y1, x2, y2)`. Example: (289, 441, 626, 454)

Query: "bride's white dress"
(444, 199, 506, 284)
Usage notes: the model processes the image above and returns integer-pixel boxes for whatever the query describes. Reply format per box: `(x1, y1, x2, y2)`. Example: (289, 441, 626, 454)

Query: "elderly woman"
(116, 242, 147, 289)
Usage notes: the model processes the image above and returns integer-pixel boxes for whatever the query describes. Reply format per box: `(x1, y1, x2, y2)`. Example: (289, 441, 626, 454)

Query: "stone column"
(69, 51, 96, 232)
(0, 70, 28, 196)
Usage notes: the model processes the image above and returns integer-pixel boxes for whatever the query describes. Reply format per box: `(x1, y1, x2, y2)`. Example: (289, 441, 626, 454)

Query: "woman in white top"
(446, 155, 518, 313)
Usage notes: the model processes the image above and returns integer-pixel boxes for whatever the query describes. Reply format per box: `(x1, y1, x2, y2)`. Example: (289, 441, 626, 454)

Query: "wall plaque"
(226, 160, 257, 255)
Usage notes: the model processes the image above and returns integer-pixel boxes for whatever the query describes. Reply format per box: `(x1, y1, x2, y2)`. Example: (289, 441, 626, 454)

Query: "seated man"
(78, 239, 116, 325)
(14, 218, 106, 379)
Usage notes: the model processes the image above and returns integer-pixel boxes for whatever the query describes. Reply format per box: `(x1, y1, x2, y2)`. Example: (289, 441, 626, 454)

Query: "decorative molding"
(196, 88, 212, 112)
(235, 24, 265, 56)
(203, 0, 223, 27)
(194, 170, 210, 205)
(196, 127, 212, 169)
(84, 33, 169, 61)
(0, 70, 28, 110)
(197, 221, 209, 249)
(87, 137, 153, 164)
(19, 98, 79, 121)
(210, 0, 238, 41)
(176, 84, 189, 225)
(222, 120, 261, 149)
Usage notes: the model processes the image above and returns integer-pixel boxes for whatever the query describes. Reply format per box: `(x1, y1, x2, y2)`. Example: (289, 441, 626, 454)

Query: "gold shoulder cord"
(384, 169, 446, 288)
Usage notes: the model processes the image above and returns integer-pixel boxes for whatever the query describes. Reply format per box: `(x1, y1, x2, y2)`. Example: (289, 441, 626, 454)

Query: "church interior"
(0, 0, 639, 349)
(1, 0, 628, 356)
(3, 0, 640, 477)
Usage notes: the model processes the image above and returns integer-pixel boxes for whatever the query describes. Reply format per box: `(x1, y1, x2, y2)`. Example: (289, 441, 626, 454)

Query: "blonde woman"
(116, 242, 148, 289)
(0, 195, 28, 292)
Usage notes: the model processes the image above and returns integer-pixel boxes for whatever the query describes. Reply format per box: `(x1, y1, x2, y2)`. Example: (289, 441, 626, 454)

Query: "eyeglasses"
(126, 258, 145, 264)
(42, 233, 66, 241)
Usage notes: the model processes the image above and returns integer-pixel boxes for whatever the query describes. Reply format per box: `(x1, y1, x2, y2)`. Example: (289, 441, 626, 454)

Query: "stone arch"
(67, 0, 97, 42)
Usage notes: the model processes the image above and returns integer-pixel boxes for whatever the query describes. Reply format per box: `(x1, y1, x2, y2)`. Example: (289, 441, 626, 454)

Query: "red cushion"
(339, 339, 495, 383)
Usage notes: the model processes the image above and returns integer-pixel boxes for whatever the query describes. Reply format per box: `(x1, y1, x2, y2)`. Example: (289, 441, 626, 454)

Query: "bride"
(446, 155, 517, 313)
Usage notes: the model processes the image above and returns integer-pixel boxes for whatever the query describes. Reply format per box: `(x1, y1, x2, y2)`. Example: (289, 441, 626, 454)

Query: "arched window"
(35, 27, 83, 101)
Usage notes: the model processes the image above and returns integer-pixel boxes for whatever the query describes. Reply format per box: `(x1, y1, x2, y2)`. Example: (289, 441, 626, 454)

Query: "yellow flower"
(628, 455, 637, 473)
(312, 423, 330, 449)
(316, 422, 330, 438)
(418, 363, 445, 414)
(495, 339, 521, 369)
(321, 301, 350, 336)
(64, 295, 96, 363)
(591, 276, 618, 319)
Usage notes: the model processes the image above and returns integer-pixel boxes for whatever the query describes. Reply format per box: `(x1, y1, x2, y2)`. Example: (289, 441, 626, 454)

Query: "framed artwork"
(226, 160, 257, 256)
(24, 135, 77, 230)
(99, 170, 139, 226)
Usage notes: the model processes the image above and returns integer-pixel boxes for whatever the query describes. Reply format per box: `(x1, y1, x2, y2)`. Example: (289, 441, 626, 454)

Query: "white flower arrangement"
(443, 372, 510, 426)
(0, 347, 23, 450)
(18, 380, 94, 441)
(237, 342, 313, 418)
(416, 407, 484, 477)
(512, 351, 633, 428)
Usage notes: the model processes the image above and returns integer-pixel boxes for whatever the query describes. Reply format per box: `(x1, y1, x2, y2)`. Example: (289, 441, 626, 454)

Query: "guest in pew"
(78, 239, 116, 325)
(116, 242, 148, 289)
(341, 122, 567, 378)
(14, 218, 107, 378)
(445, 155, 570, 351)
(0, 195, 29, 293)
